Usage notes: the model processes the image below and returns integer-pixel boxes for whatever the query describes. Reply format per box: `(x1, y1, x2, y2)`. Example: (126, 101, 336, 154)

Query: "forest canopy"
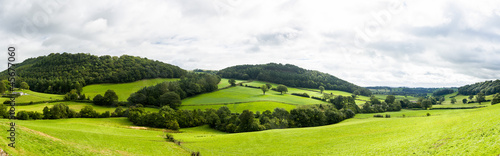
(217, 63, 371, 96)
(458, 79, 500, 95)
(0, 53, 187, 94)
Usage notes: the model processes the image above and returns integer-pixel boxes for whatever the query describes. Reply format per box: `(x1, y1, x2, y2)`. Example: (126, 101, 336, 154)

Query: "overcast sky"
(1, 0, 500, 87)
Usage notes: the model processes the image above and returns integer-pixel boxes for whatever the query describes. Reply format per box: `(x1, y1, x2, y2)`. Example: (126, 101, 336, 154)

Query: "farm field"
(173, 104, 500, 155)
(0, 90, 64, 104)
(182, 86, 328, 105)
(180, 101, 297, 113)
(81, 78, 179, 101)
(218, 78, 247, 89)
(16, 101, 159, 113)
(0, 118, 188, 155)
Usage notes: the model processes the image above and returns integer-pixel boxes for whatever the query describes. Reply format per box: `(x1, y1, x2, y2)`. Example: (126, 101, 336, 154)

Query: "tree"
(319, 86, 325, 94)
(322, 93, 332, 101)
(261, 85, 268, 95)
(385, 95, 395, 104)
(2, 80, 11, 91)
(104, 90, 118, 105)
(0, 82, 6, 94)
(476, 93, 485, 104)
(236, 110, 255, 132)
(228, 79, 236, 86)
(74, 82, 83, 94)
(468, 95, 474, 101)
(331, 95, 345, 110)
(451, 98, 456, 104)
(491, 93, 500, 105)
(462, 98, 467, 104)
(64, 89, 79, 101)
(20, 82, 29, 90)
(276, 85, 288, 94)
(80, 105, 98, 118)
(370, 96, 381, 105)
(159, 92, 181, 109)
(422, 99, 432, 109)
(93, 94, 105, 106)
(265, 84, 272, 90)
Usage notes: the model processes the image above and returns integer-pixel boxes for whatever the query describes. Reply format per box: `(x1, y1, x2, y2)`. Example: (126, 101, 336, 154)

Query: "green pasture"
(182, 86, 328, 105)
(15, 101, 158, 113)
(81, 78, 179, 101)
(0, 90, 65, 104)
(173, 104, 500, 155)
(0, 118, 188, 156)
(180, 101, 297, 113)
(218, 78, 247, 89)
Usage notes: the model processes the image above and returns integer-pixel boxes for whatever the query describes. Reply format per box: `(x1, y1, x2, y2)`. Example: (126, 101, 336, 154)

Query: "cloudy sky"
(1, 0, 500, 87)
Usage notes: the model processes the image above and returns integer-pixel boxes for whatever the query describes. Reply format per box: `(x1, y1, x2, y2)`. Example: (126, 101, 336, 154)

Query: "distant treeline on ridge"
(217, 63, 372, 96)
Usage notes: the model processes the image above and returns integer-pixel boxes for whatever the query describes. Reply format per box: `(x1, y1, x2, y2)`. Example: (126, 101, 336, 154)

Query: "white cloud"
(0, 0, 499, 88)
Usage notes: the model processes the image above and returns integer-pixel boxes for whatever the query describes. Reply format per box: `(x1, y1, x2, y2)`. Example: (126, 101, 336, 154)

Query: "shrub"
(3, 100, 10, 104)
(165, 133, 175, 142)
(291, 93, 310, 98)
(373, 114, 383, 118)
(385, 114, 390, 118)
(426, 113, 431, 116)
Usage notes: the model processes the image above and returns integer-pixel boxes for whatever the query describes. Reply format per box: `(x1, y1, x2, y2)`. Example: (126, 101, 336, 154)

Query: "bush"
(291, 93, 310, 98)
(311, 96, 323, 101)
(426, 113, 431, 116)
(3, 100, 11, 104)
(165, 133, 175, 142)
(385, 114, 390, 118)
(373, 114, 383, 118)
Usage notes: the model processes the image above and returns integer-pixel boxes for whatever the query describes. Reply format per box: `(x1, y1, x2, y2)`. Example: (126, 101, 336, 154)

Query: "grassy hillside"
(0, 90, 64, 104)
(81, 78, 179, 101)
(180, 101, 296, 113)
(218, 78, 247, 89)
(182, 86, 328, 105)
(173, 104, 500, 155)
(0, 118, 188, 155)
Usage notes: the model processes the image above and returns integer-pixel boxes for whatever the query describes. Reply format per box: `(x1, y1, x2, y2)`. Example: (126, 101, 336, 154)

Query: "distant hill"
(217, 63, 372, 96)
(0, 53, 186, 94)
(458, 79, 500, 95)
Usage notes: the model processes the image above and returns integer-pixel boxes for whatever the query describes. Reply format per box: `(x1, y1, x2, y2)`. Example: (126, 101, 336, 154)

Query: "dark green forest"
(367, 86, 440, 97)
(0, 53, 186, 94)
(458, 79, 500, 95)
(217, 63, 372, 96)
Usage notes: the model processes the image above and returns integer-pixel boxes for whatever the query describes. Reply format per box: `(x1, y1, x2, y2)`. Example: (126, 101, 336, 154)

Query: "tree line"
(458, 79, 500, 95)
(0, 53, 186, 94)
(217, 63, 372, 96)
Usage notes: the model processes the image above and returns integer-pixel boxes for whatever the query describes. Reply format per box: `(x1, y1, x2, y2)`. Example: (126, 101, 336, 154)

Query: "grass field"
(180, 101, 297, 113)
(81, 78, 179, 101)
(0, 90, 65, 104)
(15, 101, 159, 113)
(218, 78, 247, 89)
(173, 104, 500, 155)
(0, 118, 188, 155)
(182, 86, 328, 105)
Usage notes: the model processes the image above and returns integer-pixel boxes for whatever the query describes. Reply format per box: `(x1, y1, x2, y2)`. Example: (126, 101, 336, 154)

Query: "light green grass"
(173, 104, 500, 155)
(218, 78, 246, 89)
(81, 78, 179, 101)
(182, 86, 328, 105)
(16, 101, 158, 113)
(0, 90, 65, 104)
(180, 101, 297, 113)
(0, 118, 188, 156)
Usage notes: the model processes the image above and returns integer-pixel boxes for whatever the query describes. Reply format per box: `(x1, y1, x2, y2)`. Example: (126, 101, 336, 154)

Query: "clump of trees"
(432, 88, 454, 97)
(458, 79, 500, 96)
(17, 103, 125, 120)
(491, 93, 500, 105)
(217, 63, 372, 96)
(127, 73, 220, 109)
(93, 90, 119, 106)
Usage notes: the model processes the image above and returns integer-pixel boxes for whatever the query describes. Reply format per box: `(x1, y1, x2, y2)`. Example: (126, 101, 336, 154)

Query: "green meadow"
(218, 78, 247, 89)
(0, 90, 65, 104)
(16, 101, 159, 113)
(81, 78, 179, 101)
(180, 101, 297, 113)
(173, 104, 500, 155)
(0, 118, 187, 156)
(182, 86, 328, 105)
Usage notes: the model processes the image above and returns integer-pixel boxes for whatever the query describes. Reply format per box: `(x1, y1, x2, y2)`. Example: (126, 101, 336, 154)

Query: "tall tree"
(20, 82, 29, 90)
(476, 92, 485, 104)
(385, 95, 395, 104)
(276, 85, 288, 95)
(104, 90, 118, 105)
(228, 79, 236, 86)
(261, 85, 269, 95)
(319, 86, 325, 94)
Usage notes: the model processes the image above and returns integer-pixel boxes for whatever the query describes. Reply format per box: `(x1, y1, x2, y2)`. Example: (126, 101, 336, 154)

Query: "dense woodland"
(217, 63, 372, 96)
(367, 86, 440, 97)
(0, 53, 186, 94)
(458, 79, 500, 95)
(127, 73, 220, 109)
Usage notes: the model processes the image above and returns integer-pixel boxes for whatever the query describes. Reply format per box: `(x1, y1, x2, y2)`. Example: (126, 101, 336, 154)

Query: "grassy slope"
(218, 78, 246, 89)
(180, 101, 296, 113)
(16, 101, 158, 113)
(182, 86, 328, 105)
(0, 90, 65, 104)
(174, 105, 500, 155)
(0, 118, 188, 156)
(81, 78, 179, 101)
